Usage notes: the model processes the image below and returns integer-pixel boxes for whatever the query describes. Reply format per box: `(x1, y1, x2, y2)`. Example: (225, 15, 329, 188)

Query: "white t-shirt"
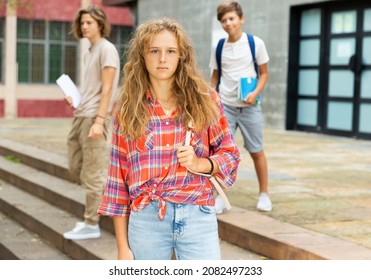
(209, 33, 269, 107)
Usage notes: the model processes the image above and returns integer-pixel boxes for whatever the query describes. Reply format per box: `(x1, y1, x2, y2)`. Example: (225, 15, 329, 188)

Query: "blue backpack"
(216, 33, 259, 92)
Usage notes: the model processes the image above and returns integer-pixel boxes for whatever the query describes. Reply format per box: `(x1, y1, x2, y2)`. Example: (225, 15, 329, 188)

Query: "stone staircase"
(0, 139, 120, 260)
(2, 138, 371, 260)
(0, 139, 262, 260)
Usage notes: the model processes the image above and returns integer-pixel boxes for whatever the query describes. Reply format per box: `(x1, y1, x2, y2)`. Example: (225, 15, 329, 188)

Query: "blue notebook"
(238, 77, 261, 104)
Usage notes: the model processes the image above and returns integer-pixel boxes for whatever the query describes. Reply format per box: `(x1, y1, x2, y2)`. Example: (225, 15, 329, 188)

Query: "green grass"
(5, 155, 22, 163)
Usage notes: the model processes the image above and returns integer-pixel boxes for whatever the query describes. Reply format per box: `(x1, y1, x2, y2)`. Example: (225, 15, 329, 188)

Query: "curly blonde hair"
(118, 17, 220, 139)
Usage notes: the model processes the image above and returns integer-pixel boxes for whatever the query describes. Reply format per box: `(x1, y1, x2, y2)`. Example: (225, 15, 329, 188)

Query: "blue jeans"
(128, 201, 221, 260)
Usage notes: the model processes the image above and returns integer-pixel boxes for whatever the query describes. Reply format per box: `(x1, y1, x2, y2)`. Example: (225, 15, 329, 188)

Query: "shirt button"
(165, 121, 169, 125)
(164, 166, 168, 170)
(152, 189, 156, 193)
(166, 144, 170, 147)
(154, 184, 157, 187)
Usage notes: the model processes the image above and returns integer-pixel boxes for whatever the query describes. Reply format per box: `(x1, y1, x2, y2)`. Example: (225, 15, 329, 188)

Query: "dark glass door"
(325, 7, 371, 138)
(287, 1, 371, 140)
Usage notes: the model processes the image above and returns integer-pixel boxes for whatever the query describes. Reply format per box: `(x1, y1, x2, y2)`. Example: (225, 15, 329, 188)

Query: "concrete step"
(0, 138, 70, 181)
(2, 138, 371, 259)
(217, 207, 371, 260)
(0, 179, 262, 260)
(0, 148, 262, 260)
(0, 212, 71, 260)
(0, 180, 118, 260)
(0, 155, 115, 234)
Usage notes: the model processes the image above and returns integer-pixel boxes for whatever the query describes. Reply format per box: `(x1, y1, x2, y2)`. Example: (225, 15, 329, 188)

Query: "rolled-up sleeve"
(209, 92, 241, 187)
(98, 118, 131, 217)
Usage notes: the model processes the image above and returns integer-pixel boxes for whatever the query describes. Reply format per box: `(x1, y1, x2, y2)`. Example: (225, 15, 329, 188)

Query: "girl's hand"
(177, 145, 200, 171)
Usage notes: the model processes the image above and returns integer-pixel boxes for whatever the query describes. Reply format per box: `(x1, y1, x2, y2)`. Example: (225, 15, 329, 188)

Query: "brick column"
(4, 1, 17, 118)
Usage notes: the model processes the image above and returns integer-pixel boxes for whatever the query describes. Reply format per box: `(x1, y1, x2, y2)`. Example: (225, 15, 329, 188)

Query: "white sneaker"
(63, 222, 100, 240)
(215, 195, 227, 214)
(257, 193, 272, 212)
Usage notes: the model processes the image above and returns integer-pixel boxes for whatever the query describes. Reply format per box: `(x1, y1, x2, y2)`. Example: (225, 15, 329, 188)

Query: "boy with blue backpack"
(209, 0, 272, 212)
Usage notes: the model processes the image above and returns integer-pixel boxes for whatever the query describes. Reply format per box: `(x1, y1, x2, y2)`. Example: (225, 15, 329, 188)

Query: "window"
(296, 8, 322, 127)
(0, 18, 4, 83)
(16, 19, 132, 85)
(16, 19, 78, 84)
(48, 21, 77, 83)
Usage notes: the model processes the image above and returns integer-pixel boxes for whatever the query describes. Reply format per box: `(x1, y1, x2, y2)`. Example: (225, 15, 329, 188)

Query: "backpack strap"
(215, 38, 225, 92)
(247, 33, 259, 77)
(185, 122, 232, 210)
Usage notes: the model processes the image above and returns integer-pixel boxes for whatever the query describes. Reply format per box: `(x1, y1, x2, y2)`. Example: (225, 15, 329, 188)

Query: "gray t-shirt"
(74, 38, 120, 117)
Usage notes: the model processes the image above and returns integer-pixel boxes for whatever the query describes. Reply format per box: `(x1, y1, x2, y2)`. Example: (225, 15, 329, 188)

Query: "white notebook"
(56, 74, 81, 108)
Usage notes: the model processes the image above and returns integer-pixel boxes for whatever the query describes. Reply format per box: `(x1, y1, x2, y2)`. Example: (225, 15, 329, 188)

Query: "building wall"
(0, 0, 132, 25)
(137, 0, 331, 129)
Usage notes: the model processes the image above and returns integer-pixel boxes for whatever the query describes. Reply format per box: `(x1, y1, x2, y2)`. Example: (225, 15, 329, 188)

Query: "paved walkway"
(1, 118, 371, 253)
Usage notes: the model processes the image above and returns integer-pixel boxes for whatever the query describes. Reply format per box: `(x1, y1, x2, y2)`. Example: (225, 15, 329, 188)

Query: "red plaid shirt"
(98, 90, 240, 220)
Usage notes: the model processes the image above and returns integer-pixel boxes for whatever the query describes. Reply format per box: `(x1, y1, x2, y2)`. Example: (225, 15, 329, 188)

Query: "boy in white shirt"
(210, 0, 272, 212)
